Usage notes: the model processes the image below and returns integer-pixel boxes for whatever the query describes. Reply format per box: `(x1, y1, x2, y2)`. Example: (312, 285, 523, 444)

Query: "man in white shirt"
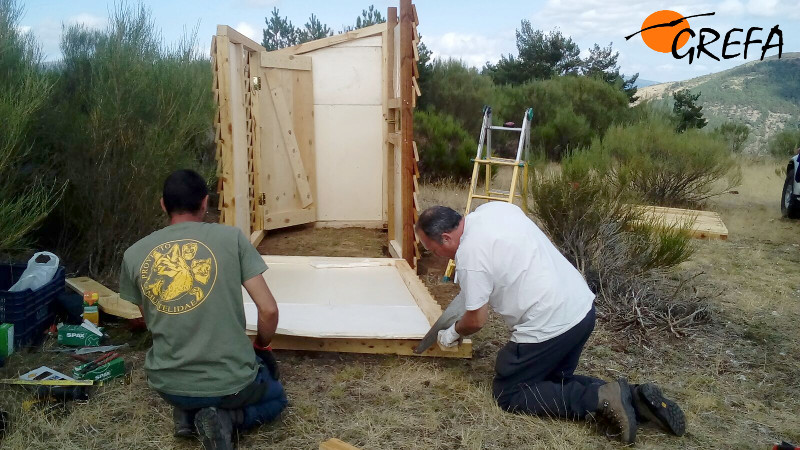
(415, 203, 685, 444)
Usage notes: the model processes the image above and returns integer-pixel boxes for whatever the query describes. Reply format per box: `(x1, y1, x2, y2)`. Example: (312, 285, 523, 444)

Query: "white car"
(783, 154, 800, 219)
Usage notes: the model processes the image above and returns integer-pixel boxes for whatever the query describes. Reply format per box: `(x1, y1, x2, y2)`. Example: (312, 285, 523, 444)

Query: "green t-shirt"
(119, 221, 268, 397)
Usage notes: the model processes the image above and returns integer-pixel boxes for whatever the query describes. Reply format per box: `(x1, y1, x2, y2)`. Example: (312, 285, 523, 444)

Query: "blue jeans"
(159, 360, 287, 430)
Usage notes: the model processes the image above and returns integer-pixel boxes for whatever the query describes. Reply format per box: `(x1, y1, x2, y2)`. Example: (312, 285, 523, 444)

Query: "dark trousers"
(492, 305, 605, 420)
(159, 360, 287, 430)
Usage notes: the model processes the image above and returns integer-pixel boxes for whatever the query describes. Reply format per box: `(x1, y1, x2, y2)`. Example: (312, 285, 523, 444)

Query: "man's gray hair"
(415, 206, 462, 244)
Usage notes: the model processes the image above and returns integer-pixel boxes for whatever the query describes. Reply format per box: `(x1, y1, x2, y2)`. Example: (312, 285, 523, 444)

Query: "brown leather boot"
(596, 378, 637, 444)
(633, 383, 686, 436)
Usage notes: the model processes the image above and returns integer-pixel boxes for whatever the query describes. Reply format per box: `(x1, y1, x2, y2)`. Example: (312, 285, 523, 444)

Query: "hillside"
(637, 52, 800, 153)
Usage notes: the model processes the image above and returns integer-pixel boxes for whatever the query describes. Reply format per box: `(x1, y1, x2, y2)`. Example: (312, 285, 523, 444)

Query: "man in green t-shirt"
(120, 169, 286, 449)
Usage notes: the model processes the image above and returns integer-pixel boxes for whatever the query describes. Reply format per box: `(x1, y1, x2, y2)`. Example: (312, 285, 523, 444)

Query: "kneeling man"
(120, 169, 287, 449)
(416, 203, 685, 444)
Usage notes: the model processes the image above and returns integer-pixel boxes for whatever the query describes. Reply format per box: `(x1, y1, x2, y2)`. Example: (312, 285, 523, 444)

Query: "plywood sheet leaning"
(66, 277, 142, 320)
(242, 256, 472, 358)
(632, 205, 729, 240)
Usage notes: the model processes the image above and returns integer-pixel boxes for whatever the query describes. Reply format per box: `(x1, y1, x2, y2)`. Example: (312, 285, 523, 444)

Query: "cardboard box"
(57, 324, 104, 347)
(0, 324, 14, 357)
(73, 357, 125, 382)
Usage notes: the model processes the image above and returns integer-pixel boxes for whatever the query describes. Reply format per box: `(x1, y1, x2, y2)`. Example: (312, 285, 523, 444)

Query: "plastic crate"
(0, 264, 65, 347)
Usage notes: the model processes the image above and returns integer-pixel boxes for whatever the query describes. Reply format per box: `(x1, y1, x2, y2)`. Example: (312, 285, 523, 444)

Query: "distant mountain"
(636, 52, 800, 154)
(634, 78, 660, 88)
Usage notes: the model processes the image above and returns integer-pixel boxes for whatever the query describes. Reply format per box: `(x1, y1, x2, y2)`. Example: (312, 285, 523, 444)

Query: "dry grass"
(1, 160, 799, 449)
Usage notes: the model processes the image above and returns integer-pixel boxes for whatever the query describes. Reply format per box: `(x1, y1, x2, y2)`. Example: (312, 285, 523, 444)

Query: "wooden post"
(400, 0, 415, 268)
(385, 7, 398, 250)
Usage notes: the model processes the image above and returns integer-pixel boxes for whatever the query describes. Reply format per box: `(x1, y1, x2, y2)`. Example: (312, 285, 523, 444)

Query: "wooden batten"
(217, 25, 266, 53)
(273, 23, 387, 55)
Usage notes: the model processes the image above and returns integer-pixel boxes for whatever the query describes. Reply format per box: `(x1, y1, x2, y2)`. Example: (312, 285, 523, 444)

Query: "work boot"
(195, 407, 236, 450)
(633, 383, 686, 436)
(173, 407, 196, 438)
(596, 378, 637, 444)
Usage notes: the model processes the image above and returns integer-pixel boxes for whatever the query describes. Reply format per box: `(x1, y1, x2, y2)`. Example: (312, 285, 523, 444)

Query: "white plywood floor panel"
(243, 256, 432, 339)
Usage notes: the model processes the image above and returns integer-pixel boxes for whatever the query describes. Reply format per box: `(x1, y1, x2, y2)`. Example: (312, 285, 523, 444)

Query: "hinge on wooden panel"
(258, 193, 266, 205)
(251, 76, 262, 90)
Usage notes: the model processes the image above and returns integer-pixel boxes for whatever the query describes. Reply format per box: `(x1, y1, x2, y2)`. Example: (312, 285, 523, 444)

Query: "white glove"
(437, 324, 461, 349)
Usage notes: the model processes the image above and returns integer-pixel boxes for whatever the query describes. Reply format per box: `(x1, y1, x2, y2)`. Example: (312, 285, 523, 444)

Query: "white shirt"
(455, 202, 594, 343)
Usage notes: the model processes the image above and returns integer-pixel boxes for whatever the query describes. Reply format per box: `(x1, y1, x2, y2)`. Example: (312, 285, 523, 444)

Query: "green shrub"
(34, 4, 214, 276)
(0, 0, 63, 253)
(580, 119, 740, 207)
(494, 76, 629, 160)
(414, 110, 475, 181)
(527, 163, 704, 337)
(419, 59, 494, 134)
(712, 122, 749, 153)
(767, 128, 800, 158)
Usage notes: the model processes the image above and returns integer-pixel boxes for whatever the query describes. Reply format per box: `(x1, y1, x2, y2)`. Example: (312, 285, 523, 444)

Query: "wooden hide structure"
(212, 2, 468, 358)
(212, 0, 422, 267)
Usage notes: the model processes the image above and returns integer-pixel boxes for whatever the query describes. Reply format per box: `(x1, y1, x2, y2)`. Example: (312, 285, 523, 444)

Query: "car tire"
(782, 168, 800, 219)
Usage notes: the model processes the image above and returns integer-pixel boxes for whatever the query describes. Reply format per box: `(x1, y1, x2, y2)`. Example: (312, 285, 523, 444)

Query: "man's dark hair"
(162, 169, 209, 215)
(416, 206, 462, 243)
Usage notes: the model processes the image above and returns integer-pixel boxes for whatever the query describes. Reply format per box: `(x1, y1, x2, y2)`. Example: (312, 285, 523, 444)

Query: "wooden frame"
(245, 256, 472, 359)
(213, 0, 421, 268)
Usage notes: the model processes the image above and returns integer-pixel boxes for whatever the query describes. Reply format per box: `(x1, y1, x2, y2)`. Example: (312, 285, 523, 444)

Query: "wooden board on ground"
(243, 255, 472, 358)
(320, 439, 360, 450)
(633, 205, 729, 240)
(65, 277, 142, 320)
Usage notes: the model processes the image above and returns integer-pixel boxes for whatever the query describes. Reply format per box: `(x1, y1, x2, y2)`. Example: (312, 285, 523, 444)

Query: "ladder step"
(471, 194, 517, 201)
(489, 126, 522, 131)
(472, 158, 525, 167)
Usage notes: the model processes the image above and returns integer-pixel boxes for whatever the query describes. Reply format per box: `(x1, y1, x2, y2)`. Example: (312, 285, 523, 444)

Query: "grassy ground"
(1, 161, 798, 449)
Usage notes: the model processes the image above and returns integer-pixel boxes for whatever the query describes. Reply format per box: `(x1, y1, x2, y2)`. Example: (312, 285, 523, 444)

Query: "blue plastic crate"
(0, 264, 65, 347)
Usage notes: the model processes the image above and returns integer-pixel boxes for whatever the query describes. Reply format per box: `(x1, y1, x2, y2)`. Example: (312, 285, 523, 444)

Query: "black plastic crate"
(0, 264, 65, 347)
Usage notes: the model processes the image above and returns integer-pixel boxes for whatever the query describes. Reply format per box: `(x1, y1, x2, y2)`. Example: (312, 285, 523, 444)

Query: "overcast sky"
(19, 0, 800, 83)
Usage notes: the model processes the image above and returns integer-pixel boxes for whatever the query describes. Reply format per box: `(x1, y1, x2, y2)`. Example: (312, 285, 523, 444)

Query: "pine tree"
(262, 8, 300, 51)
(299, 13, 332, 43)
(673, 89, 708, 132)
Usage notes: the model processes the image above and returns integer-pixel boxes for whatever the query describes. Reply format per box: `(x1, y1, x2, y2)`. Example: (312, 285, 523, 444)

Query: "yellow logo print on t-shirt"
(139, 240, 218, 314)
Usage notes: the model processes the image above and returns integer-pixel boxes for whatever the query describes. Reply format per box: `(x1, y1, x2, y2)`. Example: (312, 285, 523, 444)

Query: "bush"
(581, 119, 740, 207)
(494, 76, 629, 160)
(767, 128, 800, 158)
(414, 110, 475, 181)
(419, 59, 494, 134)
(712, 122, 749, 153)
(528, 163, 707, 337)
(34, 4, 214, 276)
(0, 0, 63, 253)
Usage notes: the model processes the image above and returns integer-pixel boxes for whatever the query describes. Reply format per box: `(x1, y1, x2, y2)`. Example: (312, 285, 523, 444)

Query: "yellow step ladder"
(443, 106, 533, 281)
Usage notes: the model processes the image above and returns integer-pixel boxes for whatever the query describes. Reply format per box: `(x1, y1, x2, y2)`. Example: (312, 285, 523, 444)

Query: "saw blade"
(414, 293, 467, 354)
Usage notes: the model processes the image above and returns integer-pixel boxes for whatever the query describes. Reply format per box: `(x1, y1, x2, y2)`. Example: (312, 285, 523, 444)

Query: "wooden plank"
(386, 8, 398, 248)
(314, 220, 385, 229)
(217, 25, 266, 53)
(292, 66, 317, 210)
(264, 71, 314, 208)
(387, 132, 400, 147)
(388, 239, 402, 259)
(272, 23, 387, 55)
(259, 52, 312, 71)
(412, 76, 421, 96)
(250, 230, 265, 247)
(320, 439, 360, 450)
(230, 42, 251, 236)
(215, 36, 236, 226)
(66, 277, 142, 320)
(631, 205, 729, 240)
(400, 0, 416, 268)
(264, 208, 316, 230)
(263, 334, 472, 359)
(394, 259, 441, 325)
(382, 29, 390, 226)
(412, 3, 419, 25)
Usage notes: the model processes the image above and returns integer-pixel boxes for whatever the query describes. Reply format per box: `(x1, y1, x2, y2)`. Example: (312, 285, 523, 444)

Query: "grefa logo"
(626, 10, 783, 64)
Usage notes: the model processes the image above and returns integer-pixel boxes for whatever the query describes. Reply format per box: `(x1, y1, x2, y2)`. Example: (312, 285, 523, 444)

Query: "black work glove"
(253, 342, 280, 380)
